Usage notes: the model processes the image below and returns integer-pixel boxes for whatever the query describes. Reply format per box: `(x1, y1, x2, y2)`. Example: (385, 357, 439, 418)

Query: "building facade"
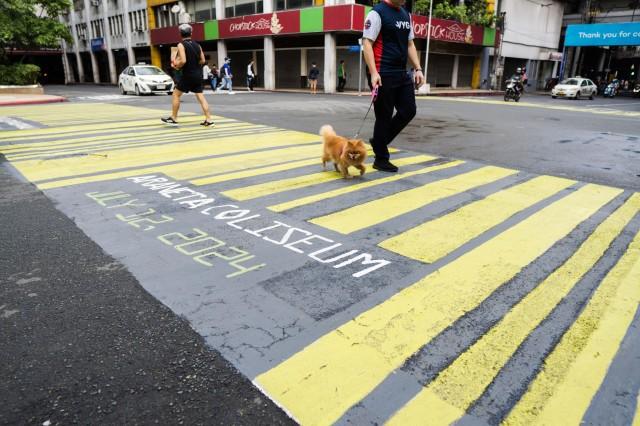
(560, 0, 640, 85)
(146, 0, 497, 93)
(493, 0, 565, 90)
(60, 0, 152, 83)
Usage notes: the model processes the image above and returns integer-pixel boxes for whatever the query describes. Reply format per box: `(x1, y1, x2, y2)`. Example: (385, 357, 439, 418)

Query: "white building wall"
(500, 0, 565, 59)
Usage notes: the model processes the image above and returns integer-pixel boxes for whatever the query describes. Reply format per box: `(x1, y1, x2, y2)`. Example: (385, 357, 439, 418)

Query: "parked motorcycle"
(633, 83, 640, 98)
(504, 78, 522, 102)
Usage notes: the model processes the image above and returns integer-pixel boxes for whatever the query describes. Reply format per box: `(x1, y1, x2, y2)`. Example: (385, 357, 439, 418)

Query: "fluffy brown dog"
(320, 125, 367, 179)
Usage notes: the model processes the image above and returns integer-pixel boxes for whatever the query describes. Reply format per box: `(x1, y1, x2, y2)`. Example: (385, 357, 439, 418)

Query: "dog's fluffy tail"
(319, 125, 336, 139)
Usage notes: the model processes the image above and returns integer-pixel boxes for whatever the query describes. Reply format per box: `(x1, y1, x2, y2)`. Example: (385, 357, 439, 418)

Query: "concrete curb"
(0, 96, 67, 107)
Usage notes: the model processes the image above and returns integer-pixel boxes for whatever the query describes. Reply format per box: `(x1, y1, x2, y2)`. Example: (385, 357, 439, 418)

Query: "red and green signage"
(199, 4, 496, 46)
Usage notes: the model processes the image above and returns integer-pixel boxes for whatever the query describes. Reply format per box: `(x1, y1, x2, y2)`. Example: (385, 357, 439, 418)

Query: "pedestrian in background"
(247, 60, 256, 92)
(337, 60, 346, 92)
(162, 23, 214, 127)
(210, 64, 219, 91)
(202, 62, 215, 91)
(308, 62, 320, 94)
(219, 57, 234, 94)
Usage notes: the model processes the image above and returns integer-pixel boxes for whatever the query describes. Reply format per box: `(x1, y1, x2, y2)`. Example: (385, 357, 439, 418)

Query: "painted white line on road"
(587, 102, 640, 108)
(0, 116, 36, 130)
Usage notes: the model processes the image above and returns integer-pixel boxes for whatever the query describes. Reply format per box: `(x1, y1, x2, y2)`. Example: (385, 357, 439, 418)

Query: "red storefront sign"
(218, 10, 300, 38)
(411, 15, 483, 45)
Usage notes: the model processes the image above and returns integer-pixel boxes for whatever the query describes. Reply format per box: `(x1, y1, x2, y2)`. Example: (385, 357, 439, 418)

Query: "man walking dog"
(362, 0, 424, 172)
(161, 23, 214, 127)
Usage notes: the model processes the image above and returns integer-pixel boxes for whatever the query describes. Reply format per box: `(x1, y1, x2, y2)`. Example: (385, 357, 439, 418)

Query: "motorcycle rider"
(509, 67, 525, 95)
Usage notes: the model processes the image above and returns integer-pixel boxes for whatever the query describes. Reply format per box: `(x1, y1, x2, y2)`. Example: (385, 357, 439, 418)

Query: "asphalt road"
(1, 84, 639, 425)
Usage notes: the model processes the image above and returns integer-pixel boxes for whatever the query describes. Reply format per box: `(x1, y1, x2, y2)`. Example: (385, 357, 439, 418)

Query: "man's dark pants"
(372, 72, 416, 162)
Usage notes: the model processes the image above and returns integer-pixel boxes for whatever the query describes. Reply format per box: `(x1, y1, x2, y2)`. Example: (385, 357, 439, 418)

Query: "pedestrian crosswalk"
(1, 102, 639, 426)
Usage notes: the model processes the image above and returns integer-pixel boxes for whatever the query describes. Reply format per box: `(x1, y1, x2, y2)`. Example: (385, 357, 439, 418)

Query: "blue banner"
(90, 37, 104, 52)
(565, 22, 640, 46)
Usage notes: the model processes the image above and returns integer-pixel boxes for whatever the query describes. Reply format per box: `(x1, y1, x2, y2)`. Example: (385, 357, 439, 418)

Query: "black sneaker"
(161, 117, 178, 126)
(373, 160, 398, 173)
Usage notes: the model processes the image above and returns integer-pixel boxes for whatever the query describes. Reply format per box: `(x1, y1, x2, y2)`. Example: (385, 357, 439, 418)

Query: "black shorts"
(177, 75, 203, 93)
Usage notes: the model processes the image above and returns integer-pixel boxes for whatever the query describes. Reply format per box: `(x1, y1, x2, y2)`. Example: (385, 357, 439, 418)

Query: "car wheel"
(589, 91, 594, 100)
(167, 91, 173, 95)
(552, 95, 557, 99)
(135, 84, 141, 96)
(119, 84, 126, 95)
(575, 91, 581, 100)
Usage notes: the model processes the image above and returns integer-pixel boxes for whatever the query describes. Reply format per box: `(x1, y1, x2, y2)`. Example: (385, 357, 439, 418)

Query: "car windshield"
(560, 79, 579, 86)
(136, 67, 165, 76)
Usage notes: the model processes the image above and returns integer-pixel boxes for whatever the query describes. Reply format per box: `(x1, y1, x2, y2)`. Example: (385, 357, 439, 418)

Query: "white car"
(551, 77, 597, 100)
(118, 65, 174, 96)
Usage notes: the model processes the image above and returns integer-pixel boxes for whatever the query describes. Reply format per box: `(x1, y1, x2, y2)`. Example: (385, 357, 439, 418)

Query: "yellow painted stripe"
(387, 193, 640, 426)
(379, 175, 576, 263)
(268, 158, 462, 213)
(7, 126, 277, 162)
(420, 97, 640, 118)
(15, 131, 319, 183)
(0, 115, 205, 143)
(220, 149, 409, 201)
(310, 166, 517, 234)
(191, 157, 324, 186)
(0, 103, 185, 129)
(36, 143, 323, 189)
(634, 392, 640, 426)
(255, 184, 621, 425)
(1, 120, 251, 155)
(503, 224, 640, 425)
(190, 148, 384, 186)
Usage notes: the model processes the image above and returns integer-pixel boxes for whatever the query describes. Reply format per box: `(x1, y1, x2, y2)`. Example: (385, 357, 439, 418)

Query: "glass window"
(276, 0, 285, 9)
(195, 9, 211, 20)
(581, 80, 588, 86)
(135, 66, 166, 75)
(235, 2, 255, 15)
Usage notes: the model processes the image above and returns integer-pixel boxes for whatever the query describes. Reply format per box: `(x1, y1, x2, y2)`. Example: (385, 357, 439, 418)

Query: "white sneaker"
(228, 91, 235, 95)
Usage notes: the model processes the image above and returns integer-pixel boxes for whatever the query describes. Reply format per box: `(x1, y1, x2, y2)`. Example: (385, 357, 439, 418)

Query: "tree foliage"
(413, 0, 495, 26)
(0, 0, 72, 62)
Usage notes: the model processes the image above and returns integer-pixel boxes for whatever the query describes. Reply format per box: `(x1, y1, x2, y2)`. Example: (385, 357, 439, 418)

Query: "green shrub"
(0, 64, 41, 85)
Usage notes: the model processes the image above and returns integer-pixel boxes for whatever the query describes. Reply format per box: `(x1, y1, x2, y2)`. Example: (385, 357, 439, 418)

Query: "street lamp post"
(418, 0, 434, 94)
(424, 0, 433, 84)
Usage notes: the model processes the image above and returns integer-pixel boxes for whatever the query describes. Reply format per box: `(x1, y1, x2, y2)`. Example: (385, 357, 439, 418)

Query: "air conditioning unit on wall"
(91, 0, 100, 6)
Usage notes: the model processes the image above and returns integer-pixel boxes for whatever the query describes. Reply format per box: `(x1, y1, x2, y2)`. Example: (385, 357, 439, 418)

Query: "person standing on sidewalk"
(219, 58, 234, 94)
(362, 0, 423, 172)
(161, 24, 214, 127)
(308, 63, 320, 94)
(337, 60, 347, 92)
(247, 60, 256, 91)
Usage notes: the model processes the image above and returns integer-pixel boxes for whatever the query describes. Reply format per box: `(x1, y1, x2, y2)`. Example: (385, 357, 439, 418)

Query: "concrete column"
(480, 47, 490, 89)
(101, 0, 117, 83)
(570, 46, 581, 77)
(324, 33, 337, 93)
(217, 40, 227, 70)
(300, 47, 307, 77)
(69, 10, 85, 82)
(451, 54, 459, 88)
(598, 49, 607, 72)
(263, 0, 273, 13)
(215, 0, 225, 18)
(82, 0, 100, 83)
(61, 49, 75, 84)
(122, 0, 136, 66)
(263, 36, 276, 90)
(551, 60, 558, 78)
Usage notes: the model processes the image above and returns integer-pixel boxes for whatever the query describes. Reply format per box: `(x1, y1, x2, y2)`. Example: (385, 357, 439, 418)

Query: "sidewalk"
(0, 94, 66, 107)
